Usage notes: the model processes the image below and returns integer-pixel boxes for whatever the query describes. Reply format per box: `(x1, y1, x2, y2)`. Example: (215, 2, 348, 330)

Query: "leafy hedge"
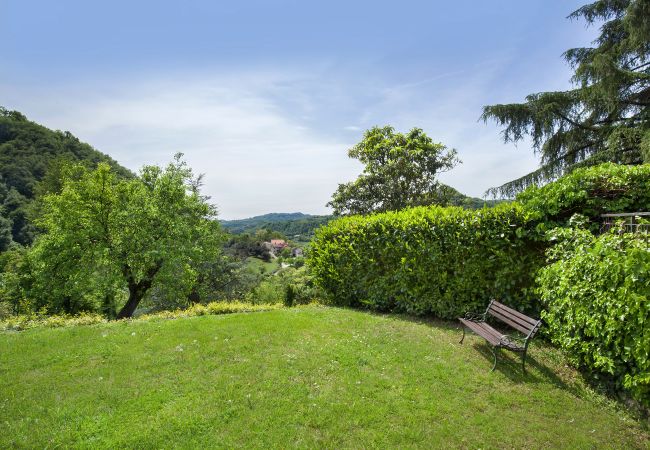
(308, 203, 543, 319)
(518, 163, 650, 231)
(538, 227, 650, 407)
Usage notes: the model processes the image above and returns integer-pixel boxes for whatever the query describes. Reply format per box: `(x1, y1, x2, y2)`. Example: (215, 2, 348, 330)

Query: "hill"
(221, 212, 332, 236)
(0, 107, 132, 247)
(0, 306, 646, 448)
(221, 192, 505, 238)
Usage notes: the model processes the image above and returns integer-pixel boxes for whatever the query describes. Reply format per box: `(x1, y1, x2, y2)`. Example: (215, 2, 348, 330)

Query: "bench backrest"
(486, 300, 541, 338)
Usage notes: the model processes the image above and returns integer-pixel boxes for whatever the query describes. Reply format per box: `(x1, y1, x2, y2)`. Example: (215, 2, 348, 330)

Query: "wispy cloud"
(1, 56, 567, 217)
(2, 72, 362, 218)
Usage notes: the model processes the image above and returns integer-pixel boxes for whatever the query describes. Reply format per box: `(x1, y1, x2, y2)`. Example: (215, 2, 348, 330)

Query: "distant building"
(292, 248, 304, 257)
(270, 239, 288, 252)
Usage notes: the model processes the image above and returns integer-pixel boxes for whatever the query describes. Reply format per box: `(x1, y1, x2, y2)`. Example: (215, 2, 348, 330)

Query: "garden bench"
(459, 300, 541, 373)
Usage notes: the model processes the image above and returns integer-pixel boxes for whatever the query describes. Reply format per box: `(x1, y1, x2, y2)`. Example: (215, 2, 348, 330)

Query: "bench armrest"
(463, 311, 486, 322)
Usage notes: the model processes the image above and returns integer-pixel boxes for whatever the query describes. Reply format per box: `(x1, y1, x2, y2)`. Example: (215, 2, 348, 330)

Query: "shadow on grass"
(471, 342, 575, 390)
(322, 306, 649, 425)
(369, 309, 463, 332)
(362, 308, 580, 391)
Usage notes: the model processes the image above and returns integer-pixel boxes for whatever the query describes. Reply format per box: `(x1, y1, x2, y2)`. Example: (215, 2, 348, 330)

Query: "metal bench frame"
(459, 299, 542, 373)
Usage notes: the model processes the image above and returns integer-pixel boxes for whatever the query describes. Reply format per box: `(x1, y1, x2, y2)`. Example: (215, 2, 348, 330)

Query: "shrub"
(518, 163, 650, 232)
(0, 301, 283, 331)
(538, 227, 650, 406)
(0, 312, 107, 331)
(246, 266, 324, 306)
(284, 284, 296, 307)
(308, 203, 543, 319)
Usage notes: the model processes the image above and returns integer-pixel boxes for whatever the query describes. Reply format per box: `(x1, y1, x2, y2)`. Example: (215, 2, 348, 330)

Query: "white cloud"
(2, 72, 362, 219)
(1, 58, 568, 217)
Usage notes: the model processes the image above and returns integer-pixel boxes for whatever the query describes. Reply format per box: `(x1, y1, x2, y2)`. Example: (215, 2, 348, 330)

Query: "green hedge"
(518, 163, 650, 232)
(538, 227, 650, 407)
(308, 203, 543, 319)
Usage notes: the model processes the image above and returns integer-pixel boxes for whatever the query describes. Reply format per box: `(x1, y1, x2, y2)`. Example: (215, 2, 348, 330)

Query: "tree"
(0, 210, 13, 252)
(482, 0, 650, 197)
(31, 155, 224, 318)
(327, 126, 459, 215)
(0, 107, 133, 245)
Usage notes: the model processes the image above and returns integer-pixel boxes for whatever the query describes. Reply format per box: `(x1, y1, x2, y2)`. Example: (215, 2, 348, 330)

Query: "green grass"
(1, 306, 647, 448)
(243, 256, 280, 274)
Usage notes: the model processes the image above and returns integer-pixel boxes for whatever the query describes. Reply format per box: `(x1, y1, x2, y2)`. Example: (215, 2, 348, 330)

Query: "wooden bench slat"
(490, 302, 538, 330)
(488, 308, 533, 335)
(490, 301, 539, 327)
(473, 322, 504, 342)
(459, 319, 501, 346)
(488, 306, 537, 333)
(494, 304, 542, 339)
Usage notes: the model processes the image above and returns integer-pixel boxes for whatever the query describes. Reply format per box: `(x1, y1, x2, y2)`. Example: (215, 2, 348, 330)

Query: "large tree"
(327, 126, 459, 215)
(30, 155, 224, 318)
(482, 0, 649, 197)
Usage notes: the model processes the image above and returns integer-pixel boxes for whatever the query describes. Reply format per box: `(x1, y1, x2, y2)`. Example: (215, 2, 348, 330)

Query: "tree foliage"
(517, 162, 650, 232)
(222, 213, 332, 237)
(23, 155, 224, 318)
(538, 225, 650, 406)
(0, 107, 132, 246)
(482, 0, 650, 197)
(327, 126, 459, 215)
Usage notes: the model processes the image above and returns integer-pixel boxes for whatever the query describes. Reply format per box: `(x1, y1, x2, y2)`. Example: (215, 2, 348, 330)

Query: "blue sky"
(2, 0, 595, 218)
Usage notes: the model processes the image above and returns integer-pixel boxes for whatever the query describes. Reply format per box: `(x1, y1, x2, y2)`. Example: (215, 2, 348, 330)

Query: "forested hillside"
(221, 213, 332, 236)
(0, 107, 132, 247)
(222, 197, 504, 238)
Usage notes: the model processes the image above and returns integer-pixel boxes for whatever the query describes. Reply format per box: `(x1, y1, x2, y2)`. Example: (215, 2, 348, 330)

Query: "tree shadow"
(342, 307, 649, 423)
(366, 309, 579, 391)
(368, 309, 463, 332)
(469, 341, 577, 391)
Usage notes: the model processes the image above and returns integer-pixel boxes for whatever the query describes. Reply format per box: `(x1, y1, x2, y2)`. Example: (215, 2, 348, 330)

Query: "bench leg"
(459, 326, 466, 344)
(521, 350, 527, 374)
(491, 346, 499, 372)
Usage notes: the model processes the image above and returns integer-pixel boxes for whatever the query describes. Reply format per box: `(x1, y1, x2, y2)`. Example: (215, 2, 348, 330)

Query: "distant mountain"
(0, 107, 132, 247)
(222, 192, 507, 238)
(221, 213, 332, 236)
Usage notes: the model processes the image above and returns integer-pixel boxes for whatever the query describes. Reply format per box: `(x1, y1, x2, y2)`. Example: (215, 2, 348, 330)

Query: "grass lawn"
(1, 306, 647, 448)
(243, 256, 280, 275)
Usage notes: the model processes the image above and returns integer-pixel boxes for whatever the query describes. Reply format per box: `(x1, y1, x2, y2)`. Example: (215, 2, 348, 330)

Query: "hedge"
(518, 163, 650, 232)
(538, 227, 650, 407)
(0, 301, 283, 332)
(308, 203, 543, 319)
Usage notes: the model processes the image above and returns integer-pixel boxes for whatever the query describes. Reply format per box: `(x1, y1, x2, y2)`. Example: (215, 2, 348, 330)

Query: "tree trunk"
(116, 285, 142, 319)
(187, 273, 204, 304)
(116, 261, 162, 319)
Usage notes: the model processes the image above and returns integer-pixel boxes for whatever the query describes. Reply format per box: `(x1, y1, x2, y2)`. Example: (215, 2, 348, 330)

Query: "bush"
(518, 163, 650, 232)
(0, 301, 283, 331)
(308, 203, 543, 319)
(246, 266, 324, 306)
(538, 227, 650, 407)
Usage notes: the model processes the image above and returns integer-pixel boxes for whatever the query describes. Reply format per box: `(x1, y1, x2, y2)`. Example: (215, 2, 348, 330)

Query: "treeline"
(223, 229, 286, 261)
(222, 213, 332, 237)
(221, 199, 502, 239)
